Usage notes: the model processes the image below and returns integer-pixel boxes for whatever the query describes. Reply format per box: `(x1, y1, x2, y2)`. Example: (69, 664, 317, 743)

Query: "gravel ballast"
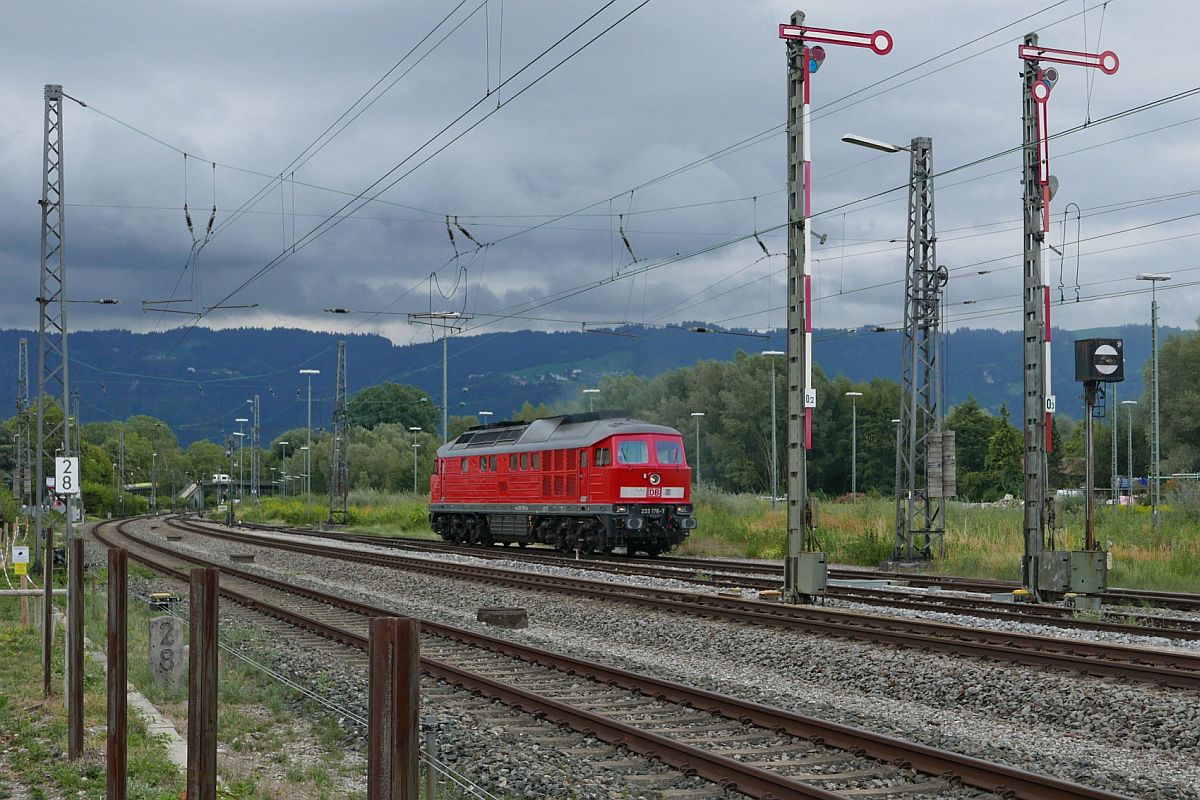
(140, 520, 1200, 798)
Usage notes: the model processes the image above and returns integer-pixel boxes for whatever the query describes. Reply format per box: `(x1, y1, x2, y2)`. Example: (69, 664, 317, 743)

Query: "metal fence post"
(42, 525, 53, 698)
(187, 567, 219, 800)
(68, 536, 83, 758)
(368, 617, 420, 800)
(107, 548, 127, 800)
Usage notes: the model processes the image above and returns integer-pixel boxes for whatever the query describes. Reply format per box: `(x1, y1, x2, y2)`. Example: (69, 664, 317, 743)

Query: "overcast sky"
(2, 0, 1199, 347)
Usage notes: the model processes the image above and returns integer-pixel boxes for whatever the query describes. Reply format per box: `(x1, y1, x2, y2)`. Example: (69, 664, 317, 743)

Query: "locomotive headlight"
(649, 473, 661, 485)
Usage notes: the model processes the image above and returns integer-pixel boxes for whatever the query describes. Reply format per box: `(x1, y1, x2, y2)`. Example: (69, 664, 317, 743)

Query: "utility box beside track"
(1038, 549, 1107, 596)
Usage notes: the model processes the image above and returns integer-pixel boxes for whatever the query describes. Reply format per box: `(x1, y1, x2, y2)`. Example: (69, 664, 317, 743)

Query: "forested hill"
(0, 323, 1170, 445)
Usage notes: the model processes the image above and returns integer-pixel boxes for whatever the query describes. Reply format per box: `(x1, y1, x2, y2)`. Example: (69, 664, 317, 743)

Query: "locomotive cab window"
(479, 456, 488, 472)
(656, 440, 683, 465)
(520, 453, 529, 470)
(460, 457, 469, 473)
(580, 451, 588, 469)
(489, 455, 498, 472)
(595, 447, 611, 467)
(617, 439, 650, 465)
(532, 453, 541, 470)
(509, 454, 518, 471)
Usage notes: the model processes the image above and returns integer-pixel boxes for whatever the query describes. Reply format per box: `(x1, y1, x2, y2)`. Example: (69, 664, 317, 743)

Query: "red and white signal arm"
(55, 457, 80, 496)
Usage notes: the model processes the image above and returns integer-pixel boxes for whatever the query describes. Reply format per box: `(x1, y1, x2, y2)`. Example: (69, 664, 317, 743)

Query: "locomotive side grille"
(553, 475, 564, 496)
(543, 476, 551, 494)
(553, 450, 564, 471)
(566, 475, 576, 496)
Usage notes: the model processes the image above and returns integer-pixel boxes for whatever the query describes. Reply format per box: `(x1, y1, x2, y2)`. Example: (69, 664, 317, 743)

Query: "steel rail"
(232, 520, 1200, 639)
(95, 518, 1137, 800)
(166, 516, 1200, 689)
(234, 518, 1200, 616)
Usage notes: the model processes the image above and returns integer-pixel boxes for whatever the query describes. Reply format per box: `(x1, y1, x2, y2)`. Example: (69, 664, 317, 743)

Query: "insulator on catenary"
(754, 233, 770, 257)
(184, 203, 194, 235)
(454, 216, 481, 247)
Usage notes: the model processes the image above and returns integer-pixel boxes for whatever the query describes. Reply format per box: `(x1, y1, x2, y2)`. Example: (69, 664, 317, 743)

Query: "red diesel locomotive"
(429, 411, 696, 555)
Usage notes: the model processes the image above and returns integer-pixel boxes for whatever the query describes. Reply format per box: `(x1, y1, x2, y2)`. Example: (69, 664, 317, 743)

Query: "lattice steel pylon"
(35, 84, 72, 560)
(328, 341, 349, 525)
(13, 339, 30, 505)
(892, 138, 946, 561)
(34, 84, 77, 726)
(250, 394, 261, 506)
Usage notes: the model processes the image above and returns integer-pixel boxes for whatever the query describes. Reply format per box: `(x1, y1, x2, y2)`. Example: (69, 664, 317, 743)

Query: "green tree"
(1155, 326, 1200, 474)
(348, 382, 436, 431)
(984, 404, 1023, 500)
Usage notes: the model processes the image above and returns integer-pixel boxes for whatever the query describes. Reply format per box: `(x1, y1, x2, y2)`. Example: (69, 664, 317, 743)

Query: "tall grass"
(680, 488, 1200, 592)
(234, 491, 431, 535)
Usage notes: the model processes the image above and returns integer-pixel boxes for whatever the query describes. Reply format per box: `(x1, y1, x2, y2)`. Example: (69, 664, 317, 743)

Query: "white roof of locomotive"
(436, 412, 681, 458)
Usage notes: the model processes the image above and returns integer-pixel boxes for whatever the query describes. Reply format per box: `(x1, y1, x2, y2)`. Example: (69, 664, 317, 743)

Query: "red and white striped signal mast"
(1017, 36, 1118, 599)
(778, 13, 892, 603)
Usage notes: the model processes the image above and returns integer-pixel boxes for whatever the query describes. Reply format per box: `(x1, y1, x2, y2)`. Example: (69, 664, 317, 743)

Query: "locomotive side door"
(578, 448, 590, 503)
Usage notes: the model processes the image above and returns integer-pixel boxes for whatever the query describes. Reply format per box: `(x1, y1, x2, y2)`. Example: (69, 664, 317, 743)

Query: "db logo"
(647, 487, 663, 498)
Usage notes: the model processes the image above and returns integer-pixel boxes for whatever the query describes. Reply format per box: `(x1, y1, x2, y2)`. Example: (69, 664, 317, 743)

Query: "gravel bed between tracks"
(157, 520, 1200, 799)
(219, 524, 1200, 651)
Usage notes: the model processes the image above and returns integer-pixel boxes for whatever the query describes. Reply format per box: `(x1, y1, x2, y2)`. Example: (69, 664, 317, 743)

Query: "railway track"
(165, 515, 1200, 690)
(230, 519, 1200, 639)
(94, 516, 1138, 800)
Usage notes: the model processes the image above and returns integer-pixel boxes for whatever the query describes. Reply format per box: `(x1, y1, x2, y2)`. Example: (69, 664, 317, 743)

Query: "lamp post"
(582, 388, 599, 412)
(1122, 399, 1138, 510)
(278, 441, 289, 497)
(478, 411, 493, 426)
(151, 451, 158, 515)
(762, 351, 784, 509)
(234, 417, 248, 503)
(231, 432, 245, 508)
(299, 445, 309, 502)
(690, 412, 705, 484)
(845, 391, 863, 500)
(1136, 273, 1170, 531)
(409, 427, 423, 494)
(299, 369, 320, 512)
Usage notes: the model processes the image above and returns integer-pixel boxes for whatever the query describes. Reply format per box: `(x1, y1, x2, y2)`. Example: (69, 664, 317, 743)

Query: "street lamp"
(761, 351, 784, 509)
(299, 369, 321, 513)
(1136, 273, 1170, 530)
(582, 388, 600, 412)
(690, 412, 705, 484)
(234, 417, 248, 503)
(845, 391, 864, 500)
(151, 451, 158, 515)
(278, 441, 289, 497)
(1122, 399, 1138, 511)
(409, 427, 423, 494)
(478, 411, 494, 426)
(841, 133, 909, 153)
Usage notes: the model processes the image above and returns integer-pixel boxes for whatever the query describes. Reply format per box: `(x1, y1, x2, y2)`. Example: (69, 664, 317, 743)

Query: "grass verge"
(0, 569, 183, 800)
(83, 562, 365, 800)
